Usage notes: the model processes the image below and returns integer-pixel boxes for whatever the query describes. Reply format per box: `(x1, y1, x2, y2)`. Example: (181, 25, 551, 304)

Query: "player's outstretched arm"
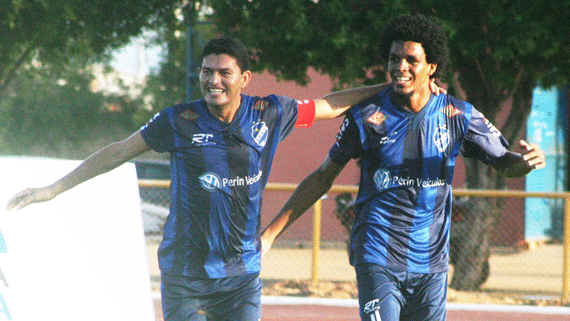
(312, 79, 446, 120)
(261, 157, 345, 257)
(6, 131, 151, 211)
(493, 140, 546, 178)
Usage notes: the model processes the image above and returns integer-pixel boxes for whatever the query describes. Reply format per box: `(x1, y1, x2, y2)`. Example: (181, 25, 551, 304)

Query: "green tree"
(0, 58, 142, 158)
(0, 0, 187, 97)
(0, 0, 201, 157)
(143, 20, 216, 110)
(203, 0, 570, 290)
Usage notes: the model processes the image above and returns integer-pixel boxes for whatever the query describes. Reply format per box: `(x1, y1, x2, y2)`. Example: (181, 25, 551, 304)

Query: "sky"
(110, 31, 165, 77)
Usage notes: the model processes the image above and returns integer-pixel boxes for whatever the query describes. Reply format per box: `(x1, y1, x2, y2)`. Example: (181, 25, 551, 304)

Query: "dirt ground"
(145, 238, 568, 307)
(261, 279, 566, 307)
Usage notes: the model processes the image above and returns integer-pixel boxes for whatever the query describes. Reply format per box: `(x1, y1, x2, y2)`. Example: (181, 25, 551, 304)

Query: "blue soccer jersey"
(329, 88, 509, 274)
(140, 94, 313, 278)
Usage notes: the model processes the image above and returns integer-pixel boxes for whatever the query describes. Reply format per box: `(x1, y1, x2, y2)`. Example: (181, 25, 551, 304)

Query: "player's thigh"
(161, 277, 207, 321)
(208, 273, 262, 321)
(162, 287, 260, 321)
(161, 273, 262, 321)
(212, 287, 262, 321)
(355, 263, 405, 321)
(402, 272, 447, 321)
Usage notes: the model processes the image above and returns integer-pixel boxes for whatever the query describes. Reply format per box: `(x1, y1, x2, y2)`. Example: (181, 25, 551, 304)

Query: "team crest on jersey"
(199, 172, 221, 192)
(373, 169, 392, 192)
(251, 121, 269, 147)
(180, 109, 199, 121)
(367, 111, 387, 126)
(434, 126, 450, 152)
(253, 100, 268, 111)
(441, 105, 461, 118)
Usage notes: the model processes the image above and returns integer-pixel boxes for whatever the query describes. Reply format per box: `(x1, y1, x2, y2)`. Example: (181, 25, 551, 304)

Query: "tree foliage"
(0, 58, 142, 158)
(0, 0, 196, 156)
(0, 0, 185, 97)
(208, 0, 570, 94)
(143, 20, 216, 109)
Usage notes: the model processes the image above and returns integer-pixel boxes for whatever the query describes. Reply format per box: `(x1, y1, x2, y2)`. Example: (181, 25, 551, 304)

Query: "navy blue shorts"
(355, 264, 447, 321)
(161, 272, 262, 321)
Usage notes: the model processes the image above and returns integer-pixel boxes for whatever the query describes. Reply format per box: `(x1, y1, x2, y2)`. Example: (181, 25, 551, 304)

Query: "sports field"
(149, 295, 570, 321)
(146, 238, 570, 320)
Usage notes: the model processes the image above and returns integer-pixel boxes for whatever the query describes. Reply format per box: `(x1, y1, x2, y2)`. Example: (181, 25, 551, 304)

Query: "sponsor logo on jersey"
(192, 133, 214, 146)
(180, 109, 199, 121)
(374, 169, 447, 191)
(253, 100, 268, 111)
(251, 122, 268, 147)
(373, 169, 392, 191)
(367, 111, 387, 126)
(441, 105, 461, 117)
(364, 299, 382, 321)
(393, 176, 447, 188)
(380, 131, 398, 145)
(433, 126, 450, 152)
(199, 172, 221, 192)
(483, 117, 502, 137)
(199, 171, 263, 192)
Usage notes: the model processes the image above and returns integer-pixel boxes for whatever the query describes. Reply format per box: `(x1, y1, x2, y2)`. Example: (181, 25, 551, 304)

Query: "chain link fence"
(138, 180, 570, 301)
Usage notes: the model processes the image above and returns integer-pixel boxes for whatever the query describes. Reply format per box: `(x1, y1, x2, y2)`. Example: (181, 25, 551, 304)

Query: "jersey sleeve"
(329, 112, 362, 165)
(139, 109, 176, 153)
(460, 107, 509, 165)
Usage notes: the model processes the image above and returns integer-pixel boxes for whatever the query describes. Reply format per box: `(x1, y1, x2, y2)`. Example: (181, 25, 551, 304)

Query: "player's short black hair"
(379, 14, 449, 79)
(201, 36, 250, 72)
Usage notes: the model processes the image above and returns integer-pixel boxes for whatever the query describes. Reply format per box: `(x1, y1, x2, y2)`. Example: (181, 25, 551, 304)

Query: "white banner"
(0, 157, 155, 321)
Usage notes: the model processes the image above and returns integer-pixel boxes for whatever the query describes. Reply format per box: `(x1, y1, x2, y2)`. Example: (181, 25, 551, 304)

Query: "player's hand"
(5, 186, 56, 211)
(519, 140, 546, 170)
(429, 79, 447, 95)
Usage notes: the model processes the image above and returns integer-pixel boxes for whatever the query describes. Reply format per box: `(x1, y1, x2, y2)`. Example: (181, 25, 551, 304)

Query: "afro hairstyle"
(379, 14, 449, 79)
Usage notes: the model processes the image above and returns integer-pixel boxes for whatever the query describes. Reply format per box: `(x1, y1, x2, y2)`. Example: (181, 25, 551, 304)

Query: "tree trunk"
(449, 67, 535, 290)
(450, 160, 505, 290)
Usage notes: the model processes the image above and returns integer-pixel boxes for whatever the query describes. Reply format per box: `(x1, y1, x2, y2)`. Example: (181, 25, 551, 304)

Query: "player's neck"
(207, 100, 241, 123)
(393, 88, 432, 113)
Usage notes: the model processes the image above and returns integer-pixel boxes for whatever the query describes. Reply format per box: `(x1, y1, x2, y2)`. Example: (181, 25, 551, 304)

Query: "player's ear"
(428, 63, 437, 77)
(241, 70, 252, 88)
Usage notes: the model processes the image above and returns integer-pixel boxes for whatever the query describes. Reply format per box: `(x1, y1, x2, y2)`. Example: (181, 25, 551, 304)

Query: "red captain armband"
(295, 99, 316, 128)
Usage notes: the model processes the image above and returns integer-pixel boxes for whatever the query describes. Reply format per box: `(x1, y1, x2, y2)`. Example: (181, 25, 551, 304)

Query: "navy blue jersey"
(141, 94, 311, 278)
(330, 88, 508, 274)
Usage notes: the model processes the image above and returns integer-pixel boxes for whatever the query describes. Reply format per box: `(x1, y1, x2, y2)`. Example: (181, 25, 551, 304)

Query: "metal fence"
(138, 180, 570, 300)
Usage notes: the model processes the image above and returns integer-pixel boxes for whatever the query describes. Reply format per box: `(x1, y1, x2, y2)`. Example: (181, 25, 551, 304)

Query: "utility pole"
(186, 23, 200, 103)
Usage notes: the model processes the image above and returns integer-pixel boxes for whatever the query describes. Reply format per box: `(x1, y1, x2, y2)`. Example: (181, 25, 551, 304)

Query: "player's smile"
(394, 76, 412, 87)
(207, 88, 224, 94)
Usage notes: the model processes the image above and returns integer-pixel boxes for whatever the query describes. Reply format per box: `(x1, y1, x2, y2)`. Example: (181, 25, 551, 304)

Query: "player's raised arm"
(492, 140, 546, 178)
(312, 79, 446, 120)
(6, 131, 150, 211)
(261, 156, 346, 257)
